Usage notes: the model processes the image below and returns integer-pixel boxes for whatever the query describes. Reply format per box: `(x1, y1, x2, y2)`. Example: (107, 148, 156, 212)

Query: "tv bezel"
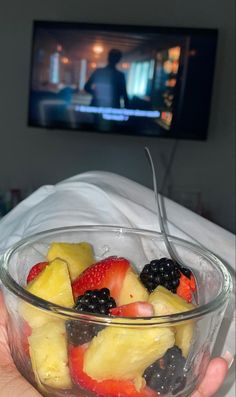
(27, 20, 218, 141)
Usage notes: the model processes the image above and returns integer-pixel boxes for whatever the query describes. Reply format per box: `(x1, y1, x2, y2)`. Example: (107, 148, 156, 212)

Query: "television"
(28, 21, 218, 140)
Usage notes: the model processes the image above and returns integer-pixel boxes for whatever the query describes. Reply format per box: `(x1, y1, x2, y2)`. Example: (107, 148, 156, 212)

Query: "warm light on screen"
(121, 62, 130, 69)
(161, 111, 173, 126)
(168, 46, 181, 61)
(165, 78, 177, 87)
(163, 60, 173, 74)
(92, 44, 104, 55)
(61, 56, 70, 64)
(172, 60, 179, 74)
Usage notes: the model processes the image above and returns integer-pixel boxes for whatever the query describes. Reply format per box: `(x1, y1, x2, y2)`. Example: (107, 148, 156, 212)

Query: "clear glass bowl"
(0, 225, 233, 397)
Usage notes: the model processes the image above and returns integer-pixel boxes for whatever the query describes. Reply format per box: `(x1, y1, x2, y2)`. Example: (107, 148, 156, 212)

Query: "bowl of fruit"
(0, 225, 232, 397)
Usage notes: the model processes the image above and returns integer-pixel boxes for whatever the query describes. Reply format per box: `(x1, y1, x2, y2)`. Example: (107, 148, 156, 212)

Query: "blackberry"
(140, 257, 192, 293)
(180, 266, 192, 279)
(144, 346, 187, 395)
(66, 321, 102, 346)
(66, 288, 116, 345)
(140, 258, 181, 293)
(74, 288, 116, 314)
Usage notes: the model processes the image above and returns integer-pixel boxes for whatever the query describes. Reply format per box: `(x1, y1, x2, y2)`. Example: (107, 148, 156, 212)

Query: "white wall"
(0, 0, 235, 232)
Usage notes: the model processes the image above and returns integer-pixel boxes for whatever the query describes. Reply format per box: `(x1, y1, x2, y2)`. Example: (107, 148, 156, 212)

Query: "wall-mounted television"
(28, 21, 218, 140)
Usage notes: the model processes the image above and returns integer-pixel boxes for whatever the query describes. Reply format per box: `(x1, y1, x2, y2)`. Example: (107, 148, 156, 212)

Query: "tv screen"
(28, 21, 218, 140)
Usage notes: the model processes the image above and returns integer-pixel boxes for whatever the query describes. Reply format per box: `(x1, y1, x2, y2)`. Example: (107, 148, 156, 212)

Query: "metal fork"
(145, 146, 183, 266)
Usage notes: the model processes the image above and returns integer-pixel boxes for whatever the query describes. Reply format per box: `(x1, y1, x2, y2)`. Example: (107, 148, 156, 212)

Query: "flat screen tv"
(28, 21, 218, 140)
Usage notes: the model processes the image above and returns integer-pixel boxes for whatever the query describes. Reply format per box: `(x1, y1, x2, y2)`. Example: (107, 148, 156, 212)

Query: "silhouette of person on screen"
(84, 49, 129, 108)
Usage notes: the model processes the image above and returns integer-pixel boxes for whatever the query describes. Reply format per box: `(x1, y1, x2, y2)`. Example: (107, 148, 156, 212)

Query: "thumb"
(191, 357, 229, 397)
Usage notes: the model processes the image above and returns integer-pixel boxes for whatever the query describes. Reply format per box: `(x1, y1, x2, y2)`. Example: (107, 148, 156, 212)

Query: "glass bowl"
(0, 225, 233, 397)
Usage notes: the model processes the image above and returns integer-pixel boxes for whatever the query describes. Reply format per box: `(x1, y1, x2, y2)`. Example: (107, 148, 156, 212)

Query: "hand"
(0, 291, 232, 397)
(190, 356, 230, 397)
(0, 291, 41, 397)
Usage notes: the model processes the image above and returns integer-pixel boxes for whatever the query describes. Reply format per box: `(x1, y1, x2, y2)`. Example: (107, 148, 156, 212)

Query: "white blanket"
(0, 171, 235, 396)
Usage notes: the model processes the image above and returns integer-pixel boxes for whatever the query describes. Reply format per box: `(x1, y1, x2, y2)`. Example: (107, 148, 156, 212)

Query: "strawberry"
(26, 261, 48, 284)
(69, 345, 157, 397)
(177, 273, 197, 303)
(72, 256, 130, 301)
(110, 302, 154, 317)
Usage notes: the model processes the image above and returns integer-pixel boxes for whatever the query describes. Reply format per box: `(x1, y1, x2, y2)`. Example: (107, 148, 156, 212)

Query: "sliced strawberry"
(72, 256, 130, 301)
(26, 261, 48, 284)
(110, 302, 154, 317)
(69, 345, 157, 397)
(177, 273, 196, 303)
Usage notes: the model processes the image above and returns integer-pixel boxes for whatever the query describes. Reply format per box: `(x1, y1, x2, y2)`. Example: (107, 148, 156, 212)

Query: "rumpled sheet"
(0, 171, 235, 396)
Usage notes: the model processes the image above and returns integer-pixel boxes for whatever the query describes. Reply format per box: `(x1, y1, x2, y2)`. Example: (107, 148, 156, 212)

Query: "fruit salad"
(20, 241, 197, 397)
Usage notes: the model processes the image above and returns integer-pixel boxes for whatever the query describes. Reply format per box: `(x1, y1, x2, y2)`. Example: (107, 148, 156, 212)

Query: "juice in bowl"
(0, 225, 233, 397)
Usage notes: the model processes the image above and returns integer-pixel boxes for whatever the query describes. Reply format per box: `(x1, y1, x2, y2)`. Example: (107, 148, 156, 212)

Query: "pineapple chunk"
(175, 321, 194, 358)
(27, 258, 74, 306)
(29, 320, 72, 389)
(118, 269, 149, 305)
(47, 242, 95, 281)
(84, 325, 175, 388)
(148, 285, 195, 315)
(20, 258, 74, 328)
(149, 285, 195, 357)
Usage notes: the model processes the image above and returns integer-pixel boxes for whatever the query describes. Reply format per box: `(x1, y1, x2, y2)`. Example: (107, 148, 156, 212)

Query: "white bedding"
(0, 171, 235, 396)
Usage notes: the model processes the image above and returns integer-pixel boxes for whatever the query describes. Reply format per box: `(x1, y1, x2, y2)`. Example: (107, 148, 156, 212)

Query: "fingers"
(0, 291, 11, 362)
(0, 291, 42, 396)
(0, 362, 42, 397)
(222, 351, 234, 369)
(191, 357, 229, 397)
(0, 291, 8, 326)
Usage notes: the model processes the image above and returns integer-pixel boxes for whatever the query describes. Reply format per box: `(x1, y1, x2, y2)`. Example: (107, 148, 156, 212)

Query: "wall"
(0, 0, 235, 232)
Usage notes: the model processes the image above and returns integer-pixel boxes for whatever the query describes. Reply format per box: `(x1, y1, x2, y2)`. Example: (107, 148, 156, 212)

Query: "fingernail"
(222, 351, 234, 369)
